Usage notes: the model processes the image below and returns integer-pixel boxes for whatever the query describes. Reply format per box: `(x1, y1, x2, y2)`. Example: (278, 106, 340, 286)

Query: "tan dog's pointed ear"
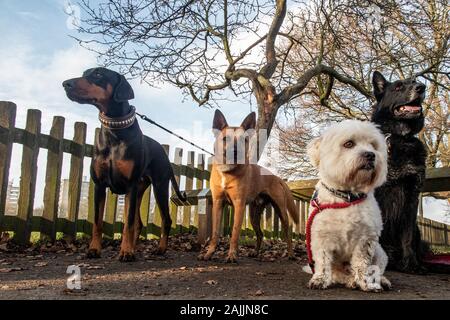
(307, 137, 322, 168)
(240, 112, 256, 131)
(213, 110, 228, 131)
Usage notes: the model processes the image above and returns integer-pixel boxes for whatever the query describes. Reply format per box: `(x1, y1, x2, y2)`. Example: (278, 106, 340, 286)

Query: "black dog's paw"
(397, 258, 427, 275)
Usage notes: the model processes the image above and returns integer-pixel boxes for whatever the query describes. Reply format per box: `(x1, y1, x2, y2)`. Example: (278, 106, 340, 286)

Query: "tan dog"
(199, 110, 299, 263)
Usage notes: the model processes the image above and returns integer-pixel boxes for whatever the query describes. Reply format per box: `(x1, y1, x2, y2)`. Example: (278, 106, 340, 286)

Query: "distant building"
(5, 180, 19, 215)
(58, 177, 126, 221)
(59, 176, 91, 218)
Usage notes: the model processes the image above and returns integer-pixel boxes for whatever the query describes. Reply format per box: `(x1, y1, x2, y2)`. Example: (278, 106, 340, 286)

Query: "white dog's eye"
(343, 140, 355, 148)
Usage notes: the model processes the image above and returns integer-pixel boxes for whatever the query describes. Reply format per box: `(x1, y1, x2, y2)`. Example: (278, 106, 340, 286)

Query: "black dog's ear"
(240, 112, 256, 131)
(372, 71, 389, 102)
(213, 110, 228, 131)
(113, 75, 134, 102)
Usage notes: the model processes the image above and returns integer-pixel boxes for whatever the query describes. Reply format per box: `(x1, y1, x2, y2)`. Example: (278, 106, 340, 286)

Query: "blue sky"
(0, 0, 447, 223)
(0, 0, 258, 211)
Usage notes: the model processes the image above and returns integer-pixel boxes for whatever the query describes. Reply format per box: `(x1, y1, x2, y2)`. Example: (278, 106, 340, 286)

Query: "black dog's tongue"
(399, 105, 421, 113)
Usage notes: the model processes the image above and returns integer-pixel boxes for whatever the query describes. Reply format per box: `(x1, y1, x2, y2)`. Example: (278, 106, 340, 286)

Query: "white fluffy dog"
(306, 120, 391, 292)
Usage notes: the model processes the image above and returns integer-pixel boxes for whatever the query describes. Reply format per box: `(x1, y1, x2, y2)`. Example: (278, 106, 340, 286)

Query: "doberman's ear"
(213, 110, 228, 131)
(240, 112, 256, 131)
(372, 71, 389, 102)
(113, 75, 135, 102)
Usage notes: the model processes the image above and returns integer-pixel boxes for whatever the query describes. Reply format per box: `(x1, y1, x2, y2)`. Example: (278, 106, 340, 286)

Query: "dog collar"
(318, 182, 367, 203)
(99, 106, 136, 130)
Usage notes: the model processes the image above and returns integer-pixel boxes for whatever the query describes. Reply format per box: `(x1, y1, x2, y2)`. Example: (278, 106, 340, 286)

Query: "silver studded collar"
(99, 106, 136, 130)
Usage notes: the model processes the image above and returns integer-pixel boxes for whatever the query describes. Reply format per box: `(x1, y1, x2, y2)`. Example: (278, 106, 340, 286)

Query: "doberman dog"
(199, 110, 299, 263)
(63, 67, 186, 262)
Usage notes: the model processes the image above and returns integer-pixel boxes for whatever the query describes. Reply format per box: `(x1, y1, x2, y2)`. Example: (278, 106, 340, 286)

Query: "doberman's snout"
(62, 79, 76, 89)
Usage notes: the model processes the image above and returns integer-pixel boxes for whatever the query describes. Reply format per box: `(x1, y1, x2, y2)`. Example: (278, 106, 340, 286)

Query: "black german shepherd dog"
(371, 71, 428, 273)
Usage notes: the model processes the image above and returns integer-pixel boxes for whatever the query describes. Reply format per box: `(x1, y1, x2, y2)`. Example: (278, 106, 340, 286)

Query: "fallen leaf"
(0, 267, 23, 273)
(77, 263, 90, 268)
(87, 265, 104, 270)
(254, 289, 264, 296)
(34, 262, 48, 267)
(205, 280, 218, 286)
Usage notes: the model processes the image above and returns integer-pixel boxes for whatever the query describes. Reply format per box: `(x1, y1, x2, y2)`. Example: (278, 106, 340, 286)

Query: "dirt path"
(0, 237, 449, 300)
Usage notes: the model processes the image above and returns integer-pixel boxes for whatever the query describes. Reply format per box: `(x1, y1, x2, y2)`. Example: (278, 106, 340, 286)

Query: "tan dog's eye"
(343, 140, 355, 148)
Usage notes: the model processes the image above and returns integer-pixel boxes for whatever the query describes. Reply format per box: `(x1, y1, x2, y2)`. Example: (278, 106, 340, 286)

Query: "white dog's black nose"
(363, 152, 375, 161)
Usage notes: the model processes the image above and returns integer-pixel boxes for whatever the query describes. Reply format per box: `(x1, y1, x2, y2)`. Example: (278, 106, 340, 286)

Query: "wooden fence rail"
(0, 102, 449, 248)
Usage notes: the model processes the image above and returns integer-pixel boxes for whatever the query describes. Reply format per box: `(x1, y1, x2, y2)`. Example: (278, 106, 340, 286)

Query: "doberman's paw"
(86, 248, 101, 259)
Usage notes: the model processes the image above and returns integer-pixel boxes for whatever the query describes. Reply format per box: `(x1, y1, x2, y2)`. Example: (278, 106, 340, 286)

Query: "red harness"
(306, 197, 367, 273)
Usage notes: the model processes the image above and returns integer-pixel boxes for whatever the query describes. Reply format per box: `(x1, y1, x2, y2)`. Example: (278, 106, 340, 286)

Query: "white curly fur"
(306, 120, 391, 292)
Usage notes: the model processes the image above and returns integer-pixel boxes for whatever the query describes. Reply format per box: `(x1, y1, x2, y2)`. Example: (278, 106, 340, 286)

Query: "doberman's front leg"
(227, 199, 246, 263)
(87, 184, 106, 258)
(119, 184, 139, 262)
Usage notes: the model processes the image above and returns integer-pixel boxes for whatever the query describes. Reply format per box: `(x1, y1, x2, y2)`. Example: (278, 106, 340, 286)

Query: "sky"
(0, 0, 447, 223)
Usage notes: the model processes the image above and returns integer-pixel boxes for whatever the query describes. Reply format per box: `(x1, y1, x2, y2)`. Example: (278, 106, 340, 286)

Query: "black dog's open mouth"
(393, 98, 422, 118)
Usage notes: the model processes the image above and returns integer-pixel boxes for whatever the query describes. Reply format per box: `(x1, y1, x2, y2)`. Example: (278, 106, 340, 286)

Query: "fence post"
(294, 200, 301, 240)
(182, 151, 195, 233)
(140, 184, 152, 238)
(273, 209, 280, 239)
(192, 154, 205, 233)
(65, 122, 86, 241)
(105, 190, 117, 238)
(264, 205, 273, 239)
(445, 224, 449, 246)
(171, 147, 183, 234)
(86, 128, 100, 236)
(197, 197, 212, 244)
(14, 109, 41, 244)
(300, 201, 307, 238)
(0, 102, 16, 230)
(41, 116, 65, 241)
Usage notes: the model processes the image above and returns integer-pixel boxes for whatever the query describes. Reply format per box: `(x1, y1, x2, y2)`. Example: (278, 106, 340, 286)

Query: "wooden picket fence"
(0, 102, 308, 245)
(0, 101, 449, 247)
